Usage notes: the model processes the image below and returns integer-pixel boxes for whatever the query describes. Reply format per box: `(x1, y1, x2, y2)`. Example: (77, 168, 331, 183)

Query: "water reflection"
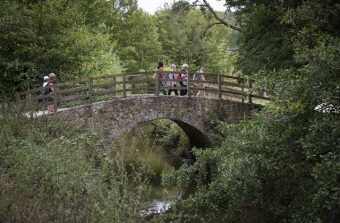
(115, 120, 191, 218)
(140, 200, 172, 217)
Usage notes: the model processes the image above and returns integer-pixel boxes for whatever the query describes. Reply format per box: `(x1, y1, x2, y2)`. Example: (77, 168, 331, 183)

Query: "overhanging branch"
(196, 0, 241, 32)
(202, 22, 223, 37)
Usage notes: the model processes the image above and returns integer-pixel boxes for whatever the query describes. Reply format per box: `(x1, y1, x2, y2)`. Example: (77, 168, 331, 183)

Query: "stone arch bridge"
(60, 95, 259, 148)
(16, 72, 267, 147)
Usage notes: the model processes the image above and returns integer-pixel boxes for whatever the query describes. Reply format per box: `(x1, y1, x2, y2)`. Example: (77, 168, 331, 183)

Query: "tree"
(154, 3, 238, 72)
(192, 0, 241, 32)
(160, 1, 340, 222)
(112, 10, 162, 71)
(0, 0, 121, 100)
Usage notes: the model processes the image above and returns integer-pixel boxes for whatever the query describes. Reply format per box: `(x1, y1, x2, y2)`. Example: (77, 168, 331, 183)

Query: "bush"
(0, 106, 149, 222)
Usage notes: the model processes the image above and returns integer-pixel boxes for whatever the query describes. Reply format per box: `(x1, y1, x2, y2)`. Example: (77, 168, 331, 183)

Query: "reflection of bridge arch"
(62, 95, 256, 148)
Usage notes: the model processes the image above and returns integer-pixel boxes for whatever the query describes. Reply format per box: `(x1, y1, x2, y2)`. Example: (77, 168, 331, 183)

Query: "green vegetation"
(154, 3, 238, 72)
(0, 107, 152, 222)
(0, 110, 190, 222)
(1, 0, 339, 222)
(0, 0, 122, 99)
(0, 0, 238, 100)
(157, 0, 340, 222)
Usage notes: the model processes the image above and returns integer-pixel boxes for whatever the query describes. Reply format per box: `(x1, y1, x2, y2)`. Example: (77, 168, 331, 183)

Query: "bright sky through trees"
(137, 0, 226, 14)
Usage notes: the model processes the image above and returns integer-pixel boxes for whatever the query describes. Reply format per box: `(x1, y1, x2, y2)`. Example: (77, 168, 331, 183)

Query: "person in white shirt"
(167, 64, 179, 95)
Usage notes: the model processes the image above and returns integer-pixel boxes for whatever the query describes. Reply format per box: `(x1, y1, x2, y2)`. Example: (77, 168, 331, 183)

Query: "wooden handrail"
(123, 74, 126, 97)
(14, 72, 269, 111)
(155, 72, 160, 96)
(218, 74, 222, 100)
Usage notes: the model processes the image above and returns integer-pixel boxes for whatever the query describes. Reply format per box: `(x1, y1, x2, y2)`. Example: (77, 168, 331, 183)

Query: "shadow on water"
(115, 119, 194, 219)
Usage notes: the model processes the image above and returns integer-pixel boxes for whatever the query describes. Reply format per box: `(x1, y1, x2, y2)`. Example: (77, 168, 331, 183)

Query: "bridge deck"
(16, 72, 269, 113)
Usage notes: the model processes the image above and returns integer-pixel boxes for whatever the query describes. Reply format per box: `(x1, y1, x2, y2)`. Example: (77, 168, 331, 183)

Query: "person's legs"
(182, 85, 187, 95)
(180, 89, 184, 96)
(161, 81, 167, 95)
(48, 103, 54, 113)
(179, 82, 185, 96)
(174, 84, 178, 95)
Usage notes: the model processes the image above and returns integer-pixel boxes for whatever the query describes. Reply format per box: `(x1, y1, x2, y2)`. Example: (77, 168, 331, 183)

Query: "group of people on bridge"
(153, 62, 206, 97)
(37, 62, 206, 114)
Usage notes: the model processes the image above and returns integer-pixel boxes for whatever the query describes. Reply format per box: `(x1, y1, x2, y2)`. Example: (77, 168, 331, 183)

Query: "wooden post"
(15, 93, 20, 104)
(143, 74, 147, 94)
(15, 92, 23, 112)
(218, 74, 222, 100)
(112, 76, 116, 96)
(123, 74, 127, 97)
(187, 73, 190, 97)
(27, 87, 32, 111)
(241, 78, 245, 103)
(88, 77, 93, 104)
(155, 72, 160, 96)
(248, 80, 253, 104)
(85, 77, 93, 116)
(53, 83, 58, 113)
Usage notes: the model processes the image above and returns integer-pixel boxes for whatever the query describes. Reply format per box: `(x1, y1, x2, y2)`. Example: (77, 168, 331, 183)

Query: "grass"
(0, 105, 150, 222)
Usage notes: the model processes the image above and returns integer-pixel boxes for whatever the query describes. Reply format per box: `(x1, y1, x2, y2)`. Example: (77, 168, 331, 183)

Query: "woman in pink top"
(153, 62, 167, 95)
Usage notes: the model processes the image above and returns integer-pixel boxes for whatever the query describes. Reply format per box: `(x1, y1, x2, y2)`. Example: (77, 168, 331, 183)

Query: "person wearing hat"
(41, 75, 49, 97)
(36, 76, 50, 111)
(47, 73, 57, 113)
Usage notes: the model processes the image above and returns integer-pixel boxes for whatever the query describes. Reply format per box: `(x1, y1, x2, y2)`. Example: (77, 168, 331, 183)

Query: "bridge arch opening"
(113, 118, 208, 215)
(171, 119, 211, 148)
(115, 118, 212, 150)
(113, 118, 212, 168)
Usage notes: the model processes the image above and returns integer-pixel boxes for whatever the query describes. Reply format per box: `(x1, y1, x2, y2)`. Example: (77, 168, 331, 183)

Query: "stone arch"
(62, 95, 254, 148)
(109, 117, 212, 148)
(172, 119, 211, 148)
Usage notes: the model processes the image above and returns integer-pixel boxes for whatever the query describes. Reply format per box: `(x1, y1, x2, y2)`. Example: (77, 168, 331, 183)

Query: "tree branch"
(202, 22, 223, 37)
(199, 0, 241, 32)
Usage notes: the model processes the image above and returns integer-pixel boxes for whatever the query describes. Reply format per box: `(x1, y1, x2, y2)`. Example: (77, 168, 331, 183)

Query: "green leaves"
(154, 5, 238, 72)
(0, 0, 122, 100)
(0, 108, 149, 222)
(161, 1, 340, 222)
(113, 10, 162, 71)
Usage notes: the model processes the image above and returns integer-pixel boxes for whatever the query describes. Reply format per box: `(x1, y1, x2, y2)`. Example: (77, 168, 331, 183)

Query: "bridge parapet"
(15, 72, 268, 112)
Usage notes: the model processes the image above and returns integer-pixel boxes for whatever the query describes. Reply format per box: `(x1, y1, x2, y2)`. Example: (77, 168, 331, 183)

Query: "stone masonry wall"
(60, 95, 255, 147)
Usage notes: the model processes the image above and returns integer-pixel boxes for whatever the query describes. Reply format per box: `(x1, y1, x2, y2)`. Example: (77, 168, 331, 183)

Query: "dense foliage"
(0, 0, 123, 99)
(155, 3, 238, 72)
(0, 107, 153, 222)
(159, 0, 340, 222)
(1, 0, 339, 222)
(0, 0, 239, 100)
(112, 10, 162, 71)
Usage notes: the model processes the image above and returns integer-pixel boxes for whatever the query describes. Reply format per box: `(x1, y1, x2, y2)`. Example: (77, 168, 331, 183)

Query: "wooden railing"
(15, 71, 269, 112)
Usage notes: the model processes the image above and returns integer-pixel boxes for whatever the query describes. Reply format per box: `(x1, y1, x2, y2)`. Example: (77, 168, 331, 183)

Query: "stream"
(116, 120, 193, 219)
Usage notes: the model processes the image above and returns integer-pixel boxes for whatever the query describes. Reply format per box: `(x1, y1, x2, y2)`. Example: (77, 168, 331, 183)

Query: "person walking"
(153, 62, 167, 95)
(194, 64, 206, 97)
(47, 73, 57, 113)
(41, 75, 49, 98)
(167, 64, 178, 95)
(36, 75, 49, 111)
(179, 64, 188, 96)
